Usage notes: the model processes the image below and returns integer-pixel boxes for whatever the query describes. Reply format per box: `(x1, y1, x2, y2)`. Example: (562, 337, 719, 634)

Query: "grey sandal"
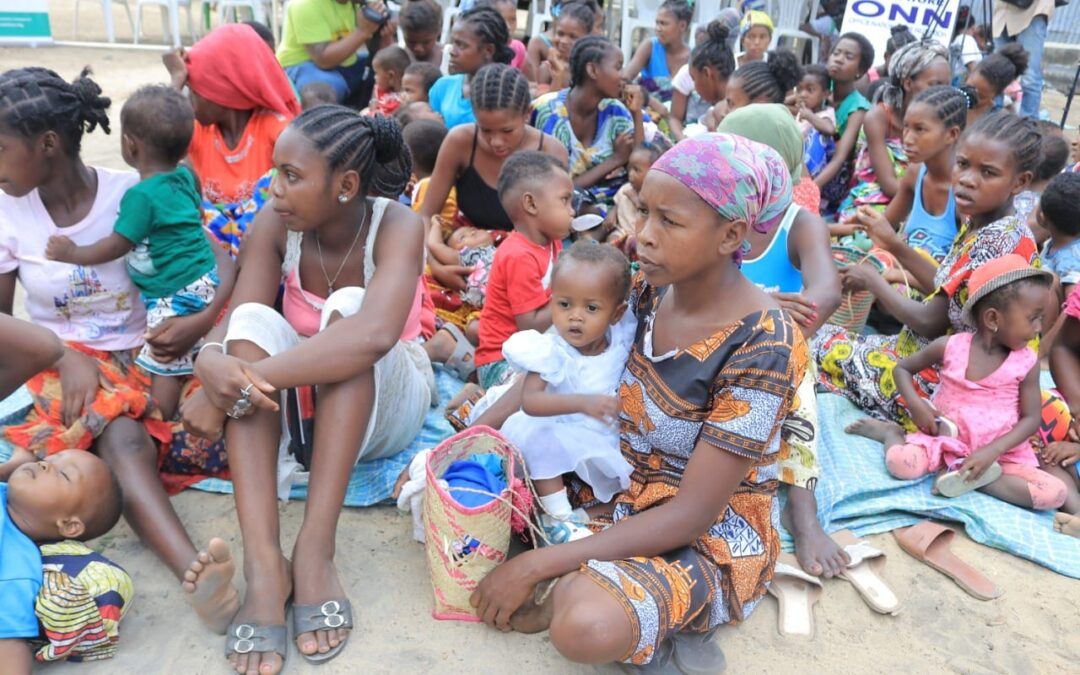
(293, 599, 353, 664)
(224, 622, 288, 665)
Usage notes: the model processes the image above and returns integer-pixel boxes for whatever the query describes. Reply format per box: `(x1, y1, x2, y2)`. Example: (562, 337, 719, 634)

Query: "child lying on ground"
(854, 256, 1067, 511)
(488, 242, 634, 543)
(45, 85, 218, 420)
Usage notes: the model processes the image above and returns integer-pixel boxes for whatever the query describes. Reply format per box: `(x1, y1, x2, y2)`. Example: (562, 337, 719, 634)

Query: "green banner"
(0, 1, 53, 44)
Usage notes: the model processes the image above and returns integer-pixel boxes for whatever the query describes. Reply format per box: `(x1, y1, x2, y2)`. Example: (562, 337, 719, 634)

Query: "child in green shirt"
(46, 85, 218, 419)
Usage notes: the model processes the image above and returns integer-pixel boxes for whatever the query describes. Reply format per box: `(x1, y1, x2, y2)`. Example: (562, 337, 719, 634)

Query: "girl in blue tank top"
(622, 0, 691, 104)
(849, 86, 974, 293)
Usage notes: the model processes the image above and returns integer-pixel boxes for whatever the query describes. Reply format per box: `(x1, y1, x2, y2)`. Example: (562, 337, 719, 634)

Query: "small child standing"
(474, 151, 574, 389)
(881, 256, 1067, 510)
(367, 45, 411, 117)
(1037, 173, 1080, 296)
(401, 62, 442, 105)
(45, 85, 218, 420)
(499, 242, 635, 542)
(796, 64, 837, 180)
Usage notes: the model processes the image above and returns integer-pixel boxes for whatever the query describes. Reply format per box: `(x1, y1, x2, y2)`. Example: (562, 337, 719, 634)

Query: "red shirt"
(475, 232, 561, 367)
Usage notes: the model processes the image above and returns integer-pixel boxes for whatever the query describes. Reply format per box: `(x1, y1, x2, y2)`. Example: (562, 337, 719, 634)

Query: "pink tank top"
(280, 197, 428, 340)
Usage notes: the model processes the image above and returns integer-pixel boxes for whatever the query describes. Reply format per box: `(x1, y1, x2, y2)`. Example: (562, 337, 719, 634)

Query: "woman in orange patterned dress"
(470, 134, 804, 669)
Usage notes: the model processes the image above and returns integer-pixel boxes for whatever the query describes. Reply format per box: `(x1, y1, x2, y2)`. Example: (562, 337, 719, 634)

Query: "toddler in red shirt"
(475, 151, 575, 388)
(366, 45, 410, 117)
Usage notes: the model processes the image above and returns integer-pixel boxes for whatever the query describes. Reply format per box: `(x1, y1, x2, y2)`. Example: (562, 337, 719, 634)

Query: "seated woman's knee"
(548, 573, 628, 664)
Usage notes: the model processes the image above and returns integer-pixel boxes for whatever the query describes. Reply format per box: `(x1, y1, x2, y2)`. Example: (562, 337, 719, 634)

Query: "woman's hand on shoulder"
(192, 348, 278, 414)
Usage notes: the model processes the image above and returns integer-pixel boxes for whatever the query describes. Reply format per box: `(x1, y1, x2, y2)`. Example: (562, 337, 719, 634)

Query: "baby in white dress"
(497, 242, 635, 543)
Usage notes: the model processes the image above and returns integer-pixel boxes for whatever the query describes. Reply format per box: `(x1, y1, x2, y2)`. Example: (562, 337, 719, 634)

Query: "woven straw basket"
(424, 426, 523, 621)
(826, 244, 887, 334)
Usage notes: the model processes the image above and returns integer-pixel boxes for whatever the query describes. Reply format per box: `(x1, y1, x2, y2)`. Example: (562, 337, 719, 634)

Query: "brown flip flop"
(893, 521, 1002, 601)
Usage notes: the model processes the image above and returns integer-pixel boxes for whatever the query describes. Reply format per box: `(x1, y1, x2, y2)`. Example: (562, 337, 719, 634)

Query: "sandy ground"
(2, 4, 1080, 673)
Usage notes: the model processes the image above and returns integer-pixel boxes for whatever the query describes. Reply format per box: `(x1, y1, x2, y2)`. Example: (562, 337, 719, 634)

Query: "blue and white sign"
(0, 0, 52, 45)
(840, 0, 961, 67)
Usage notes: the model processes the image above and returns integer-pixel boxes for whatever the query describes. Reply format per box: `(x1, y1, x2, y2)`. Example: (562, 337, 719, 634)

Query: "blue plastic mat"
(795, 392, 1080, 579)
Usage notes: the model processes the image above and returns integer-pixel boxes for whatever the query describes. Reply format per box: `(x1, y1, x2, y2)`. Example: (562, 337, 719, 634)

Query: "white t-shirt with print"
(0, 167, 146, 351)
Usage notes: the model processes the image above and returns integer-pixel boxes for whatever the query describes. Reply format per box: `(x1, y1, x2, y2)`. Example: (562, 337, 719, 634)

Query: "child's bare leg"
(291, 310, 372, 657)
(783, 486, 850, 577)
(151, 373, 183, 421)
(845, 417, 907, 448)
(979, 475, 1035, 508)
(534, 477, 565, 497)
(223, 339, 291, 675)
(0, 638, 32, 675)
(981, 464, 1067, 511)
(95, 417, 239, 632)
(465, 318, 480, 345)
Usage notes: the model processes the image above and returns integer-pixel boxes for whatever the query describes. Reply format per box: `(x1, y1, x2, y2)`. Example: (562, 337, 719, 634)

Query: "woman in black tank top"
(419, 65, 568, 291)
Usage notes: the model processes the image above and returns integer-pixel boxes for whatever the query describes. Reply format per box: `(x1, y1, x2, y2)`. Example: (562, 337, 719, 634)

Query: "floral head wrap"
(650, 132, 792, 264)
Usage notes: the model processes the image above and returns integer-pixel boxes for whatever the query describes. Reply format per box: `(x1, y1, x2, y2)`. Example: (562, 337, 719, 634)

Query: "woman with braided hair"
(182, 106, 436, 670)
(837, 40, 952, 220)
(429, 4, 516, 128)
(0, 67, 240, 636)
(531, 36, 644, 209)
(419, 64, 567, 373)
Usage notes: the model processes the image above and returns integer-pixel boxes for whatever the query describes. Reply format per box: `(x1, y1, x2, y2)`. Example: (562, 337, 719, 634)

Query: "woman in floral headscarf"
(469, 134, 806, 670)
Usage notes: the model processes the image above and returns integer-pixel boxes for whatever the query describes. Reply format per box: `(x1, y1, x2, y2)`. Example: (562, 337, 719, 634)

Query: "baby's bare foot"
(182, 538, 240, 634)
(1053, 512, 1080, 538)
(846, 418, 906, 446)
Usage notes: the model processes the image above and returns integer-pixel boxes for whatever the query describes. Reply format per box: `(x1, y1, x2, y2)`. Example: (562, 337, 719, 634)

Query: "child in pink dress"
(884, 255, 1067, 510)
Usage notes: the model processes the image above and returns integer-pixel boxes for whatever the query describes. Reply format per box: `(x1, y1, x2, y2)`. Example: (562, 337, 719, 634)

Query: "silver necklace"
(314, 206, 368, 294)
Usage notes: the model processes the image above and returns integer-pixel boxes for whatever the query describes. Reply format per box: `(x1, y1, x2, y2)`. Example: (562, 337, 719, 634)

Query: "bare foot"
(783, 487, 850, 578)
(227, 554, 291, 675)
(291, 545, 350, 658)
(846, 418, 906, 447)
(1054, 512, 1080, 538)
(181, 538, 240, 635)
(509, 579, 557, 634)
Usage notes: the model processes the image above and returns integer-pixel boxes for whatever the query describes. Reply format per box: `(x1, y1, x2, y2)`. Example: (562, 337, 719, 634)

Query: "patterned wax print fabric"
(812, 215, 1039, 428)
(531, 88, 635, 206)
(579, 276, 805, 665)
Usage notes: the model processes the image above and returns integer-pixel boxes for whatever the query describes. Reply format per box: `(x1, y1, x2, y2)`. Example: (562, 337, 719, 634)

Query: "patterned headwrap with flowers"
(650, 132, 792, 265)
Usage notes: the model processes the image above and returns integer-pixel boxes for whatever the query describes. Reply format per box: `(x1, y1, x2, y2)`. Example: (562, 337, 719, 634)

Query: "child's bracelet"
(200, 341, 226, 354)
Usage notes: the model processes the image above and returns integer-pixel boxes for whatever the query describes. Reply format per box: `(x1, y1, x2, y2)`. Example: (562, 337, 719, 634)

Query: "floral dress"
(812, 215, 1039, 427)
(577, 277, 804, 666)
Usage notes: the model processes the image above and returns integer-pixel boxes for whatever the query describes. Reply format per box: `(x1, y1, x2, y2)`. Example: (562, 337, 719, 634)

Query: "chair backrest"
(767, 0, 816, 32)
(528, 0, 554, 38)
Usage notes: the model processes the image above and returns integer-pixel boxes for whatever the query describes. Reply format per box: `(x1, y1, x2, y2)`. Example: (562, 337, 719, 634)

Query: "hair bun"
(368, 114, 403, 164)
(69, 66, 111, 135)
(999, 42, 1030, 77)
(707, 20, 730, 42)
(957, 84, 979, 110)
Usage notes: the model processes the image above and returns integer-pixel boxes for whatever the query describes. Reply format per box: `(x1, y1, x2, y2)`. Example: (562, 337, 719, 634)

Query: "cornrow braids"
(910, 85, 973, 132)
(292, 105, 412, 198)
(570, 35, 618, 88)
(472, 63, 531, 114)
(732, 50, 801, 105)
(400, 0, 442, 34)
(556, 1, 596, 33)
(877, 40, 950, 112)
(964, 110, 1042, 176)
(690, 19, 735, 77)
(459, 5, 514, 66)
(659, 0, 693, 25)
(0, 67, 110, 156)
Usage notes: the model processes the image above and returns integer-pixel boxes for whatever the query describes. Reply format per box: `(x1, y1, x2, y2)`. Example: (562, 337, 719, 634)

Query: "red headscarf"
(185, 24, 301, 118)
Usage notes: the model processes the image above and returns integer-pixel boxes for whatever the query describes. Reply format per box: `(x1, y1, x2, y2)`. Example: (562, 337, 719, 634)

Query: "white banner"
(840, 0, 961, 67)
(0, 0, 52, 45)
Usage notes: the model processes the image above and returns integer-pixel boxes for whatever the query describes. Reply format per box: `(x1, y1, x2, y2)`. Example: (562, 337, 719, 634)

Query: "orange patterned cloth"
(578, 276, 804, 665)
(4, 342, 171, 455)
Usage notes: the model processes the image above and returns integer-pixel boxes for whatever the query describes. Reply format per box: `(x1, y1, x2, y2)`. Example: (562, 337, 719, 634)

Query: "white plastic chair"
(767, 0, 820, 64)
(133, 0, 196, 47)
(74, 0, 133, 44)
(527, 0, 556, 39)
(620, 0, 666, 62)
(689, 0, 739, 49)
(440, 0, 463, 44)
(217, 0, 269, 25)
